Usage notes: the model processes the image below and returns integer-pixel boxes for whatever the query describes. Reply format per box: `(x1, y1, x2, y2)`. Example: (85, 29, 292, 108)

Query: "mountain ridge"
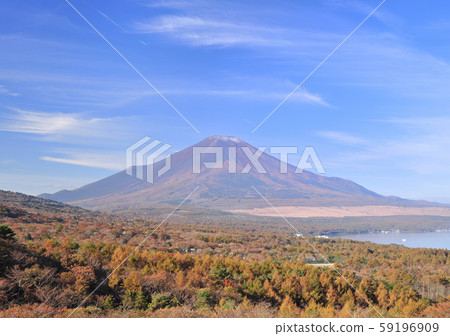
(40, 135, 441, 210)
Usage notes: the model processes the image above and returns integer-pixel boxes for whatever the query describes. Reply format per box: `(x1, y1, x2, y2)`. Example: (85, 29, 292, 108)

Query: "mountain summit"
(199, 135, 245, 145)
(41, 135, 427, 210)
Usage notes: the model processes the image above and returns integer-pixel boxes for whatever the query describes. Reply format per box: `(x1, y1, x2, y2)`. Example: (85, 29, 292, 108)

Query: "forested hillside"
(0, 190, 448, 317)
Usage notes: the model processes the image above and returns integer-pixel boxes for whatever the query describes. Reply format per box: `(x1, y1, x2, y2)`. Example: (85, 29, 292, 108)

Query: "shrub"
(0, 225, 15, 240)
(195, 289, 212, 309)
(148, 294, 171, 311)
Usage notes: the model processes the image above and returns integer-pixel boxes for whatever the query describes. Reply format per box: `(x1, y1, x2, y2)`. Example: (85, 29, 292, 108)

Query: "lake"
(337, 231, 450, 249)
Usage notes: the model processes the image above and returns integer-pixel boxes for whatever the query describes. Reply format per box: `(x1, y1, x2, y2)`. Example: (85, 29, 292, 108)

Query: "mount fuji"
(40, 136, 438, 211)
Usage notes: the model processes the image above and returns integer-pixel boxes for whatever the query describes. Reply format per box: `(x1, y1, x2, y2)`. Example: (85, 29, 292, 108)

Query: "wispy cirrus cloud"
(134, 0, 339, 51)
(0, 108, 133, 142)
(134, 15, 297, 48)
(285, 89, 330, 106)
(41, 149, 123, 170)
(0, 70, 155, 109)
(318, 131, 366, 145)
(324, 117, 450, 175)
(171, 87, 330, 106)
(325, 32, 450, 101)
(134, 1, 450, 104)
(0, 84, 19, 96)
(0, 34, 160, 108)
(378, 117, 450, 174)
(0, 108, 128, 171)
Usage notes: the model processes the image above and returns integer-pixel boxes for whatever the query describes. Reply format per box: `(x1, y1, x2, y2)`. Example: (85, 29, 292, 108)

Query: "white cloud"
(0, 108, 131, 140)
(135, 15, 296, 47)
(287, 90, 330, 106)
(170, 87, 329, 106)
(377, 118, 450, 174)
(41, 150, 123, 170)
(328, 32, 450, 101)
(318, 131, 366, 145)
(0, 69, 156, 108)
(0, 35, 159, 108)
(0, 84, 19, 96)
(325, 117, 450, 175)
(134, 2, 450, 105)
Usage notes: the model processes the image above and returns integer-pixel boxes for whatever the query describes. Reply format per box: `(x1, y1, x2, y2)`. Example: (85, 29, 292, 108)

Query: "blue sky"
(1, 0, 450, 203)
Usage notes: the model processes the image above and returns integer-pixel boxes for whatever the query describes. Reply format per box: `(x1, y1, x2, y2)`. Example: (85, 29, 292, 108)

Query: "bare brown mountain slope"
(40, 136, 440, 211)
